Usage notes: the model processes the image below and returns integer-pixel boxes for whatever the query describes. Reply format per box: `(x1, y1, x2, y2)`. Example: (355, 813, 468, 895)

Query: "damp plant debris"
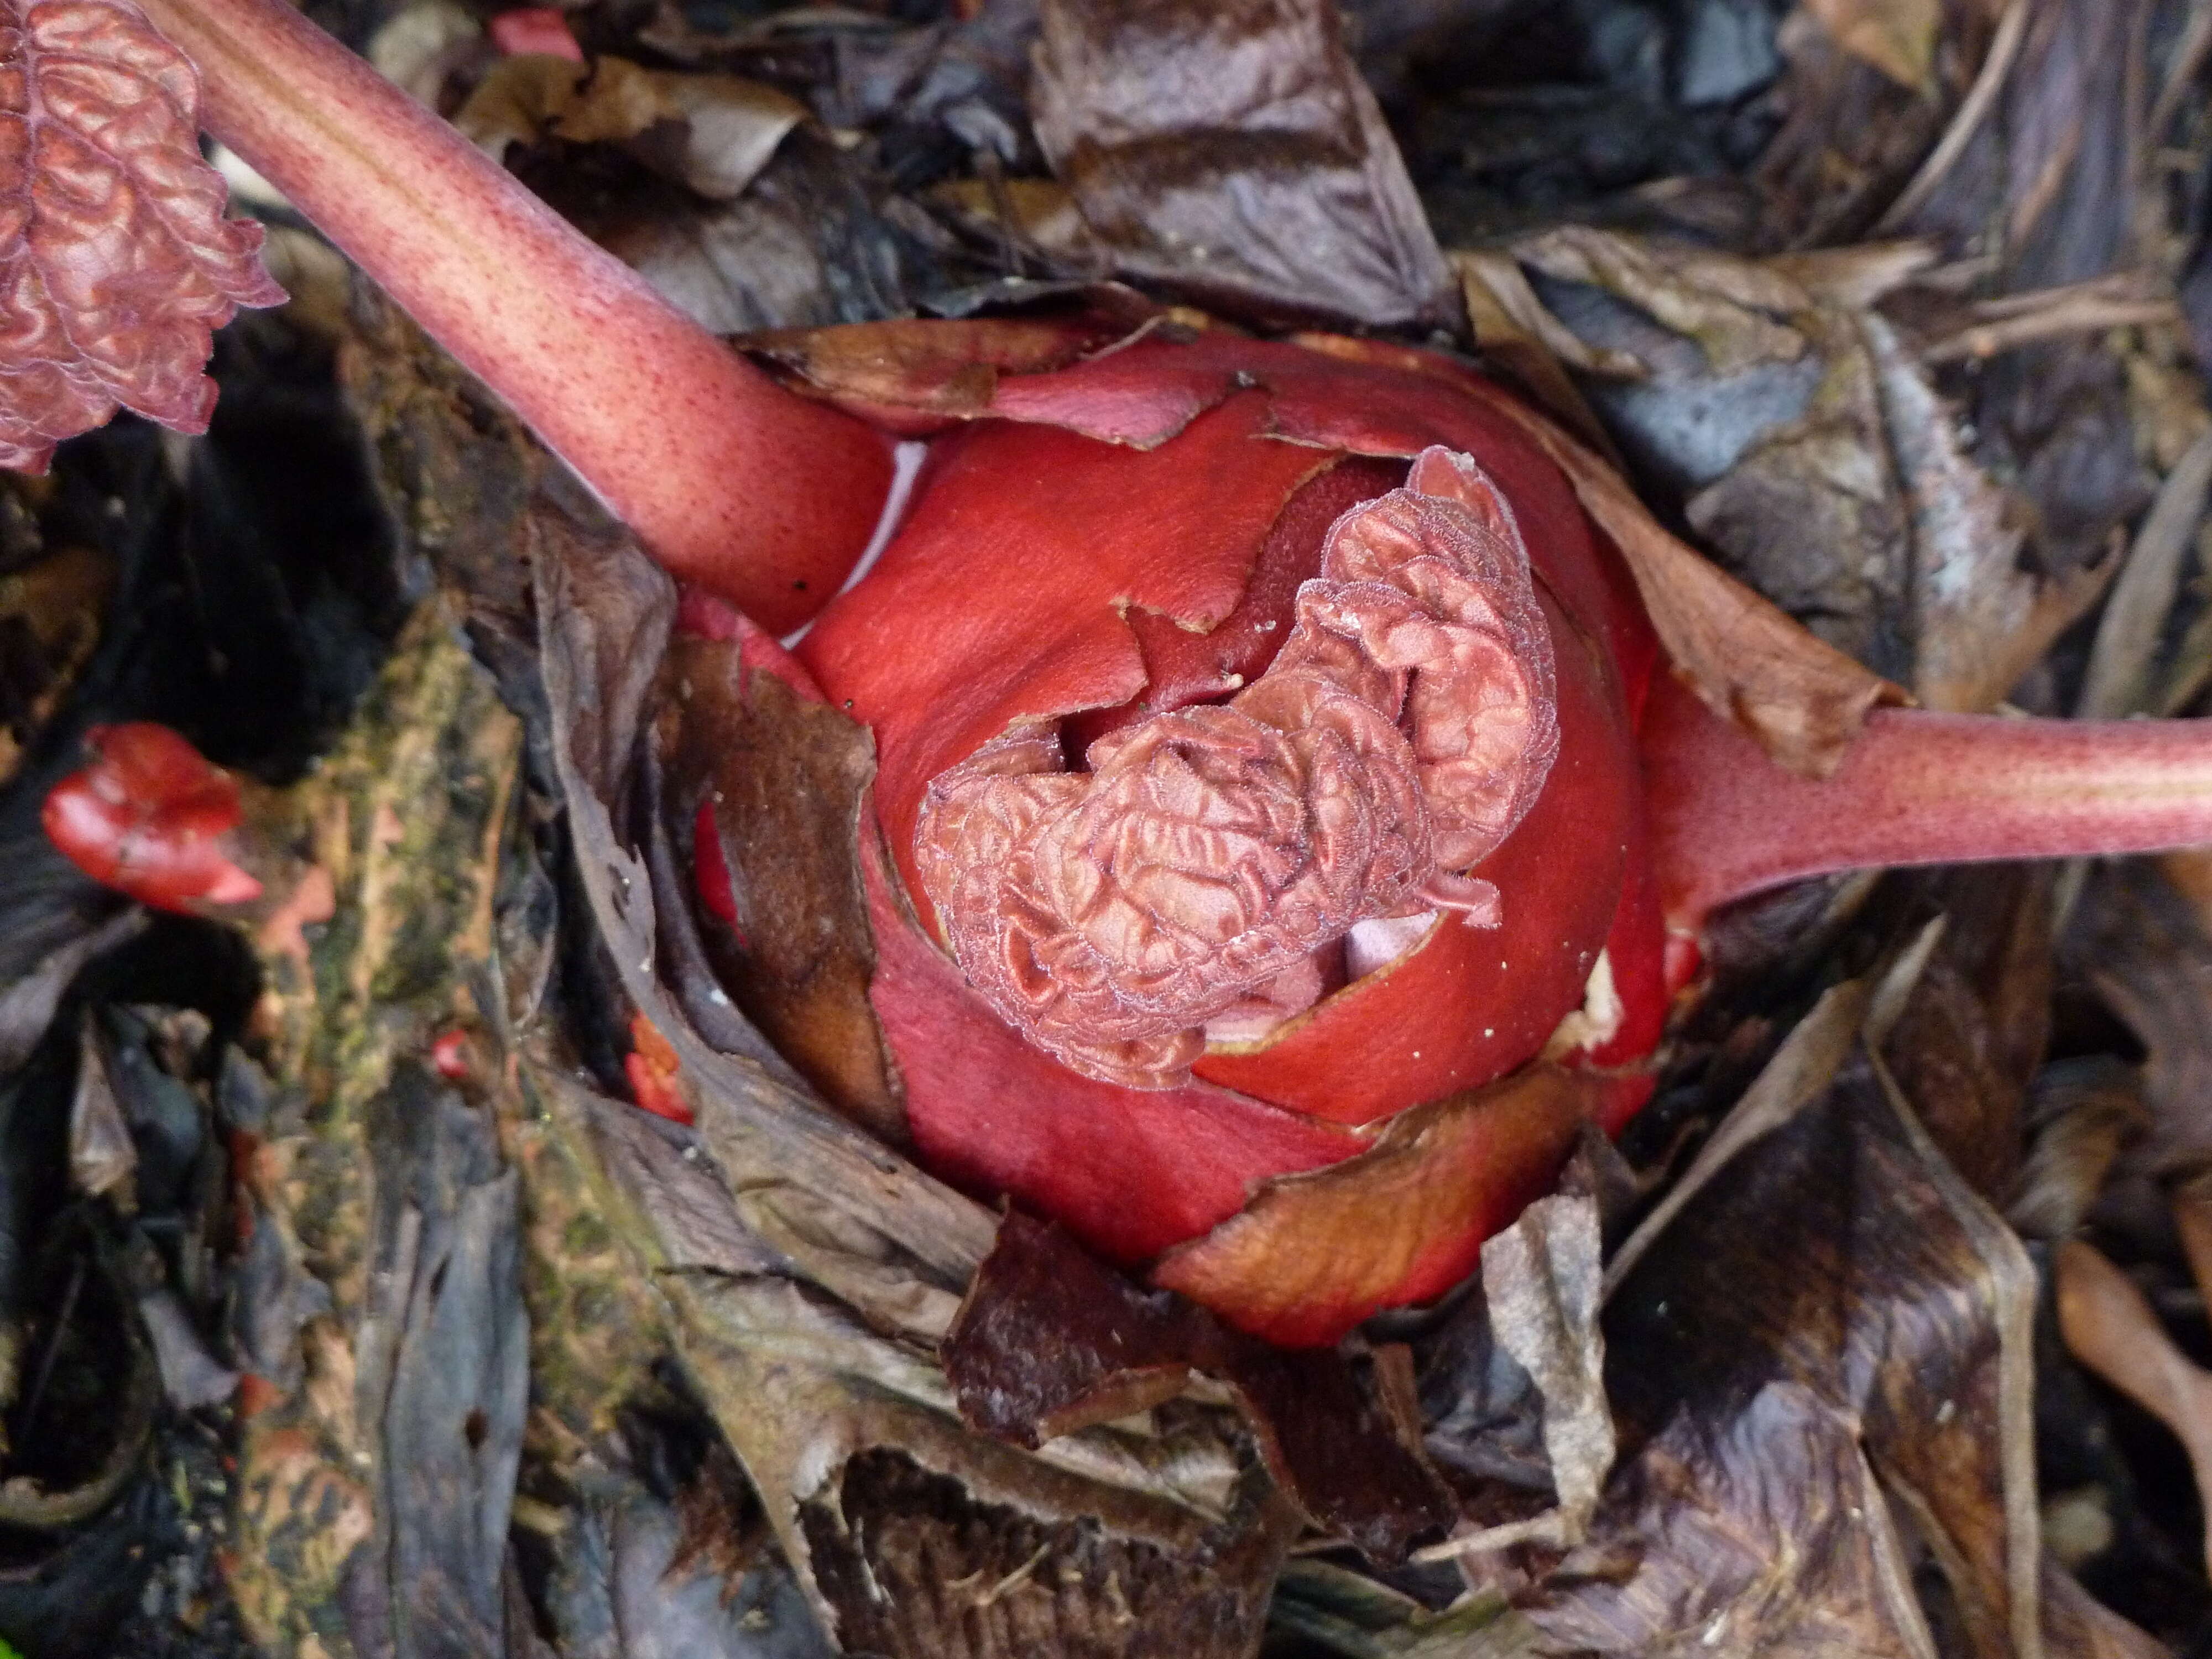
(8, 0, 2212, 1650)
(28, 0, 2212, 1342)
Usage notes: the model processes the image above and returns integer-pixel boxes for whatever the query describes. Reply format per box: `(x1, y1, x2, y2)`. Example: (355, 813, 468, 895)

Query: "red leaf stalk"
(131, 0, 891, 633)
(1647, 673, 2212, 933)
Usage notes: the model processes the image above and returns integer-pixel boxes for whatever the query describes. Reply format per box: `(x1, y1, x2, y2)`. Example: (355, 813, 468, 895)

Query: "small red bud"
(43, 723, 262, 911)
(624, 1014, 693, 1124)
(430, 1028, 476, 1083)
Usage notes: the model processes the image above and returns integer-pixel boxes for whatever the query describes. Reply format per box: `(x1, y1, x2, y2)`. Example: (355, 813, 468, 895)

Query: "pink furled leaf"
(915, 445, 1559, 1090)
(0, 0, 284, 472)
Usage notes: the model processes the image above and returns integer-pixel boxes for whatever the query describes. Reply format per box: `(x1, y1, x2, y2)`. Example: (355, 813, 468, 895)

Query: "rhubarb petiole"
(133, 0, 893, 633)
(1646, 671, 2212, 934)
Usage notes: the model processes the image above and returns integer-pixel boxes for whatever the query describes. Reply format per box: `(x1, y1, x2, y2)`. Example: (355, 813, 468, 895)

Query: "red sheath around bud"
(42, 722, 261, 910)
(794, 330, 1666, 1342)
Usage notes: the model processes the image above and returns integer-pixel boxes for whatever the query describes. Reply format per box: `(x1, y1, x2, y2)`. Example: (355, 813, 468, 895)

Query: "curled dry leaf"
(1452, 247, 1634, 465)
(1479, 385, 1906, 776)
(942, 1211, 1456, 1563)
(1511, 228, 1809, 378)
(658, 623, 900, 1141)
(1460, 1194, 1611, 1552)
(1029, 0, 1452, 328)
(1401, 1190, 1615, 1564)
(0, 0, 284, 470)
(2056, 1235, 2212, 1583)
(1483, 227, 2104, 722)
(1863, 314, 2108, 714)
(455, 53, 807, 201)
(1536, 969, 2048, 1659)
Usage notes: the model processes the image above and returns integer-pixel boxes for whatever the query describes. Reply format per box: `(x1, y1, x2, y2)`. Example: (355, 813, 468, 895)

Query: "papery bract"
(0, 0, 283, 470)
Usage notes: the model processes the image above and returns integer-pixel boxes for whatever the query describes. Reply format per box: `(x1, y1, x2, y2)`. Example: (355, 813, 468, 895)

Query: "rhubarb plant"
(29, 0, 2212, 1345)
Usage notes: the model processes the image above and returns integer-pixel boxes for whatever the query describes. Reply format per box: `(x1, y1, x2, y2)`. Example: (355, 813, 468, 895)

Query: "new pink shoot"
(132, 0, 890, 632)
(1647, 671, 2212, 934)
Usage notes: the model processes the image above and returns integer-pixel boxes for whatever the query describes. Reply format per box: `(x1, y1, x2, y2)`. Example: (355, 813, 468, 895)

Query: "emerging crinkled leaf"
(0, 0, 284, 471)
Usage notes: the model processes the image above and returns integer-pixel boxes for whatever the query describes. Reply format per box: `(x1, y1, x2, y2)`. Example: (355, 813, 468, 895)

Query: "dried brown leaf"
(2056, 1237, 2212, 1583)
(2007, 1057, 2148, 1242)
(1512, 228, 1809, 375)
(657, 633, 900, 1141)
(1470, 1196, 1610, 1546)
(1552, 1030, 2042, 1659)
(2075, 425, 2212, 720)
(1866, 314, 2109, 713)
(942, 1211, 1457, 1563)
(65, 1008, 134, 1202)
(1413, 1194, 1612, 1561)
(456, 53, 806, 200)
(1679, 304, 1911, 679)
(1603, 969, 1879, 1298)
(671, 1267, 1299, 1658)
(1485, 228, 2078, 714)
(1030, 0, 1451, 328)
(1270, 1560, 1543, 1657)
(0, 0, 285, 469)
(1451, 248, 1632, 464)
(1533, 1380, 1943, 1659)
(1803, 0, 1943, 91)
(2066, 860, 2212, 1178)
(928, 174, 1105, 269)
(1482, 387, 1907, 774)
(1878, 864, 2056, 1201)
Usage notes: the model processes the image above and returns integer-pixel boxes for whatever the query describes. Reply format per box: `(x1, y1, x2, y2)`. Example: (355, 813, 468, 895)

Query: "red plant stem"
(137, 0, 892, 634)
(1647, 672, 2212, 931)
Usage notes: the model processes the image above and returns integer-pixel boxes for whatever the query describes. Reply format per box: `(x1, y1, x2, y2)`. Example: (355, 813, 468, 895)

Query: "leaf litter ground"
(4, 0, 2212, 1653)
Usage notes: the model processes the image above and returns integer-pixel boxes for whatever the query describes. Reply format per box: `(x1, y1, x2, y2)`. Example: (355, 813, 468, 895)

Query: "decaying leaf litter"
(3, 0, 2212, 1652)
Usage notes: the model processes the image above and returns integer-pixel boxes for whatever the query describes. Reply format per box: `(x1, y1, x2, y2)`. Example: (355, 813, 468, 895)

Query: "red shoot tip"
(624, 1013, 693, 1124)
(43, 721, 262, 910)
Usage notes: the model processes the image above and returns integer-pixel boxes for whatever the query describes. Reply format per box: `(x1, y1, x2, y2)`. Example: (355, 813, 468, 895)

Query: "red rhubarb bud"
(791, 327, 1667, 1343)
